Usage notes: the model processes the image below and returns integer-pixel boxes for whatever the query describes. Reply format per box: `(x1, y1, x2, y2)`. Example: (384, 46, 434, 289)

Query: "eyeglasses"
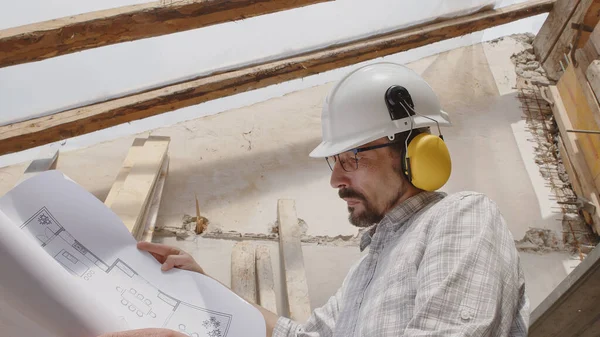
(325, 142, 397, 172)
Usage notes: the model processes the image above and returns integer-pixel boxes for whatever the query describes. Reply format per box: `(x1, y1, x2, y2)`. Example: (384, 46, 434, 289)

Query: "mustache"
(338, 188, 366, 201)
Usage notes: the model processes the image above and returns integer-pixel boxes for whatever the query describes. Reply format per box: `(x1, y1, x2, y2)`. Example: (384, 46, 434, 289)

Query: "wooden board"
(139, 155, 169, 242)
(529, 244, 600, 337)
(558, 134, 597, 228)
(277, 199, 311, 323)
(534, 0, 581, 63)
(549, 85, 600, 233)
(231, 241, 257, 304)
(557, 62, 600, 192)
(0, 0, 555, 156)
(558, 136, 585, 198)
(256, 245, 278, 314)
(109, 136, 170, 236)
(577, 0, 600, 48)
(542, 0, 600, 81)
(15, 149, 59, 186)
(586, 60, 600, 106)
(575, 20, 600, 73)
(104, 138, 147, 207)
(0, 0, 331, 68)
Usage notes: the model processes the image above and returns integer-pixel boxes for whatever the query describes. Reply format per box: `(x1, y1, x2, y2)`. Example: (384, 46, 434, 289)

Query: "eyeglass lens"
(326, 152, 358, 172)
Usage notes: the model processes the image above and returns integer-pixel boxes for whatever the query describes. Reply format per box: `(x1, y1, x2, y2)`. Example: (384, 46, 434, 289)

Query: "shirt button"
(461, 309, 473, 320)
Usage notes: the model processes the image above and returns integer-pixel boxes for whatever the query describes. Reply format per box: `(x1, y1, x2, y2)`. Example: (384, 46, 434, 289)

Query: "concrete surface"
(154, 236, 573, 316)
(154, 236, 364, 318)
(0, 36, 582, 315)
(520, 251, 580, 310)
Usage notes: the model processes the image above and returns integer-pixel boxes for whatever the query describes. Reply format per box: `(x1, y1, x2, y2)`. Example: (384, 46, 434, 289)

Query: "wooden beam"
(529, 244, 600, 337)
(231, 241, 257, 304)
(104, 138, 147, 207)
(278, 199, 311, 323)
(256, 245, 278, 314)
(574, 17, 600, 73)
(556, 62, 600, 192)
(534, 0, 581, 63)
(549, 85, 600, 233)
(0, 0, 331, 69)
(0, 0, 555, 157)
(15, 149, 59, 185)
(139, 155, 169, 242)
(542, 0, 600, 81)
(109, 136, 170, 237)
(575, 0, 600, 49)
(586, 60, 600, 105)
(558, 136, 584, 198)
(558, 135, 597, 229)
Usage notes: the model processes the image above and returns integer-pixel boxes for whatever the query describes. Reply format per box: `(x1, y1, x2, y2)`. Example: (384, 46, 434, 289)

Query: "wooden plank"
(558, 136, 584, 197)
(231, 241, 257, 303)
(0, 0, 331, 69)
(557, 62, 600, 192)
(543, 0, 600, 81)
(529, 244, 600, 337)
(15, 149, 59, 185)
(574, 20, 600, 73)
(104, 138, 147, 207)
(549, 85, 600, 233)
(139, 155, 169, 242)
(558, 134, 597, 229)
(256, 245, 278, 314)
(109, 136, 170, 236)
(534, 0, 581, 63)
(586, 60, 600, 105)
(577, 0, 600, 48)
(0, 0, 555, 156)
(278, 199, 311, 323)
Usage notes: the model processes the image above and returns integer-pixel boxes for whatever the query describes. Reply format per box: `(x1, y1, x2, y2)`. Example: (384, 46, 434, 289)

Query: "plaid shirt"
(273, 191, 529, 337)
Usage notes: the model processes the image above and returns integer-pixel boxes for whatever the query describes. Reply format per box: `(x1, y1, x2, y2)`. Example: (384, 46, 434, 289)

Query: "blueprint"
(0, 171, 265, 337)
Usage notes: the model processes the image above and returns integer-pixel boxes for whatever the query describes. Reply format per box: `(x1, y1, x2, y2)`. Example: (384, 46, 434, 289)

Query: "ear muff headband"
(404, 133, 451, 191)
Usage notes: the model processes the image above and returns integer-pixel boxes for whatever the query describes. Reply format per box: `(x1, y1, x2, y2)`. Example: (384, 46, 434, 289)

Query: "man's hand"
(99, 328, 187, 337)
(137, 241, 280, 337)
(137, 241, 204, 275)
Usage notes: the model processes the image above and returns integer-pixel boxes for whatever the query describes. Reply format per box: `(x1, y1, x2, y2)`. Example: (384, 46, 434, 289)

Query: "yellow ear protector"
(385, 85, 452, 191)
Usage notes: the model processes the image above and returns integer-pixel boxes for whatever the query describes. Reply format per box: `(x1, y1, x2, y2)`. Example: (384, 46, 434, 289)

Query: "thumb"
(160, 254, 199, 272)
(161, 254, 184, 271)
(160, 254, 204, 274)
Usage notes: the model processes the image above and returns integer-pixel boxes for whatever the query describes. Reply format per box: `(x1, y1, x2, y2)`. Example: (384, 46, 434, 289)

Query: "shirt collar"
(359, 191, 446, 251)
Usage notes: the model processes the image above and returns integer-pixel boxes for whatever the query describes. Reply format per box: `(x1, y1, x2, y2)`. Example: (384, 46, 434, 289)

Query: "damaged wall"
(0, 1, 548, 169)
(0, 36, 585, 313)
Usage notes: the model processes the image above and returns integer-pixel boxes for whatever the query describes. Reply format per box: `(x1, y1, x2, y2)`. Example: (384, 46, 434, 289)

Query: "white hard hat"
(309, 62, 451, 158)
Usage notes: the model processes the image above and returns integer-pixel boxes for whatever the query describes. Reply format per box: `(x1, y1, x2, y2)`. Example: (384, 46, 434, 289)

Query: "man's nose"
(330, 160, 350, 189)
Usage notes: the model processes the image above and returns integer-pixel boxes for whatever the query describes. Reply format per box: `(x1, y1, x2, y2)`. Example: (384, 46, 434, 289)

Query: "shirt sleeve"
(272, 285, 343, 337)
(402, 192, 527, 336)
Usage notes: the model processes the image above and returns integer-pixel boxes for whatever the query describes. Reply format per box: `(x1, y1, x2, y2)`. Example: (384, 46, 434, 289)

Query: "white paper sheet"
(0, 209, 121, 337)
(0, 171, 265, 337)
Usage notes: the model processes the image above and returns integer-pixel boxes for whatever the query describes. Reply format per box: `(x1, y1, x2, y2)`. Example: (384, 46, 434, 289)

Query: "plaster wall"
(0, 37, 576, 315)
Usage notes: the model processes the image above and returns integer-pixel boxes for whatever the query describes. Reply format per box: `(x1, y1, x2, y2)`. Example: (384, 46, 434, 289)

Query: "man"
(102, 62, 529, 337)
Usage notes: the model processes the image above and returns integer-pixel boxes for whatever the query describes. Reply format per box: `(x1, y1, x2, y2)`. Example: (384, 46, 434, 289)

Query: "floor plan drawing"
(20, 207, 232, 337)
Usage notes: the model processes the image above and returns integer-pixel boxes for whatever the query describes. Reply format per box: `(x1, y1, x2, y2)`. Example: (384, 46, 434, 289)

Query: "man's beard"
(338, 188, 402, 228)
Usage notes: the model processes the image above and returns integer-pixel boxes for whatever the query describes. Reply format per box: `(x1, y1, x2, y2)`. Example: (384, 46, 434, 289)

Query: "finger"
(100, 328, 187, 337)
(137, 241, 180, 257)
(150, 252, 166, 264)
(161, 254, 195, 272)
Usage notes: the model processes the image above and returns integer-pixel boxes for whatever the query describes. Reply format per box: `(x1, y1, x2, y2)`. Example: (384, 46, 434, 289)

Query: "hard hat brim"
(309, 139, 362, 158)
(309, 110, 452, 158)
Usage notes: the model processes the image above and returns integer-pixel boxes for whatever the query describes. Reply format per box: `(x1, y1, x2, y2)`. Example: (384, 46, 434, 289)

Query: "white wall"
(0, 0, 547, 168)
